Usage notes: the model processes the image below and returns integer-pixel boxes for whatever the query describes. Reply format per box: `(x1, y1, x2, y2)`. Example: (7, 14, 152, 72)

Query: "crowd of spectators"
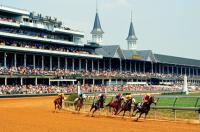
(1, 84, 195, 95)
(0, 16, 17, 23)
(0, 26, 72, 42)
(0, 66, 184, 79)
(0, 39, 93, 55)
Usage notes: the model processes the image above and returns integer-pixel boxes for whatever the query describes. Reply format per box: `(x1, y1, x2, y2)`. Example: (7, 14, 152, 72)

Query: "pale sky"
(1, 0, 200, 60)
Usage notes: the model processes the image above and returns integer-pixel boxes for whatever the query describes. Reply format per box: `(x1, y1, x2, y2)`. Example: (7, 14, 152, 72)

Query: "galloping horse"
(133, 96, 156, 121)
(117, 98, 135, 118)
(106, 96, 124, 115)
(54, 94, 64, 112)
(89, 94, 106, 117)
(74, 96, 85, 113)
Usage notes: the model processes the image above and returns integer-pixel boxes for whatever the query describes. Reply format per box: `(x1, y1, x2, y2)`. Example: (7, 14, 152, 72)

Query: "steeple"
(126, 11, 137, 50)
(91, 0, 104, 44)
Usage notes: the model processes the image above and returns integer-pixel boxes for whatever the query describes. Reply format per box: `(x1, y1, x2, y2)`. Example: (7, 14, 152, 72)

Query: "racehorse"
(89, 94, 106, 117)
(53, 94, 64, 112)
(117, 98, 135, 118)
(74, 96, 85, 113)
(133, 96, 156, 121)
(106, 97, 124, 115)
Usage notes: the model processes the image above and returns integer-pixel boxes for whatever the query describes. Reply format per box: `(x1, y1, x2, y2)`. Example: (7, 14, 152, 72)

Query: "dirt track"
(0, 96, 199, 132)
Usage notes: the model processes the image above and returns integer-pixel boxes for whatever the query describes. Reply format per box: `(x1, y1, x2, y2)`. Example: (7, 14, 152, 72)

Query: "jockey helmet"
(118, 93, 122, 97)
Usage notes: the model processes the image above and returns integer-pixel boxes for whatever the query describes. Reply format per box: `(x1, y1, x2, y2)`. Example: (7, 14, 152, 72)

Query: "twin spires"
(90, 1, 137, 49)
(126, 11, 137, 50)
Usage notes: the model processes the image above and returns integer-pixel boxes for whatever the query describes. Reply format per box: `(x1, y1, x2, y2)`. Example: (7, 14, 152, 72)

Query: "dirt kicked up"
(0, 96, 199, 132)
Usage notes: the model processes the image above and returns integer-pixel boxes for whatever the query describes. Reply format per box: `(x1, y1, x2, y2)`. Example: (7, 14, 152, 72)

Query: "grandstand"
(0, 5, 200, 95)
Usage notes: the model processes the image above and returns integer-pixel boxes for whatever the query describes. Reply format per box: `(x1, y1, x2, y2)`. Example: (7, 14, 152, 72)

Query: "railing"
(64, 95, 200, 123)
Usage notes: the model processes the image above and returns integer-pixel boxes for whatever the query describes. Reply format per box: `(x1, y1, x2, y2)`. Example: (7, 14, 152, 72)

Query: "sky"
(1, 0, 200, 59)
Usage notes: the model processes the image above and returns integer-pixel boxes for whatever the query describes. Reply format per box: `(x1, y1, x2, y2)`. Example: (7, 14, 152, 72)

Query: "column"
(92, 59, 94, 71)
(176, 66, 178, 75)
(42, 56, 44, 70)
(189, 67, 191, 77)
(78, 58, 81, 71)
(14, 53, 17, 68)
(159, 64, 161, 74)
(33, 55, 35, 69)
(130, 61, 132, 72)
(192, 68, 195, 77)
(134, 61, 137, 72)
(167, 65, 169, 74)
(125, 60, 127, 72)
(20, 78, 23, 85)
(143, 62, 145, 73)
(120, 59, 122, 72)
(72, 58, 75, 71)
(93, 79, 95, 85)
(24, 54, 27, 67)
(65, 58, 68, 70)
(5, 77, 7, 85)
(4, 52, 7, 68)
(83, 79, 85, 85)
(172, 66, 174, 74)
(109, 58, 111, 71)
(185, 67, 187, 75)
(97, 59, 100, 72)
(58, 57, 60, 69)
(109, 78, 111, 85)
(85, 59, 88, 72)
(181, 67, 183, 75)
(50, 56, 52, 71)
(35, 77, 37, 85)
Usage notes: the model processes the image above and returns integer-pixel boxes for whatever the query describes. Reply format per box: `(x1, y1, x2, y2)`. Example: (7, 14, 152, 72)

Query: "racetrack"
(0, 97, 199, 132)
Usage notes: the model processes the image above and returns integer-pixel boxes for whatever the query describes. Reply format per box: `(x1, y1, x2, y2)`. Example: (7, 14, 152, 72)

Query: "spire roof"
(126, 11, 137, 40)
(91, 12, 104, 34)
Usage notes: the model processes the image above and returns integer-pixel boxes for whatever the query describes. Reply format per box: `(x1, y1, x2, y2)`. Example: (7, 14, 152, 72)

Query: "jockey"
(143, 93, 151, 103)
(115, 93, 122, 100)
(125, 94, 132, 103)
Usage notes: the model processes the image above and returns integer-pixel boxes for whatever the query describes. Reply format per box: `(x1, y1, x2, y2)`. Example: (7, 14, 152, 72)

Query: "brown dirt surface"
(0, 96, 199, 132)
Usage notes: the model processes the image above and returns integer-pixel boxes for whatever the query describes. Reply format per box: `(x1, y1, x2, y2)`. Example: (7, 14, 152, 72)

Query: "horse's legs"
(92, 107, 97, 117)
(122, 111, 126, 118)
(135, 112, 143, 121)
(144, 112, 149, 120)
(117, 109, 123, 115)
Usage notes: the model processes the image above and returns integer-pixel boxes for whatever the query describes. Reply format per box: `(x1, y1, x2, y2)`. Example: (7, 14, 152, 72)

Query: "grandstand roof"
(154, 54, 200, 67)
(95, 45, 200, 67)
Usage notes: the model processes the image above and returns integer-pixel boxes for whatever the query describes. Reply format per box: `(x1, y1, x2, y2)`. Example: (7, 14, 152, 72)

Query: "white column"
(85, 59, 88, 72)
(35, 77, 38, 85)
(92, 59, 94, 71)
(120, 59, 122, 72)
(48, 79, 51, 86)
(172, 66, 174, 74)
(20, 78, 23, 85)
(181, 67, 183, 75)
(65, 58, 68, 70)
(58, 57, 60, 69)
(72, 58, 75, 71)
(24, 54, 26, 67)
(14, 53, 17, 68)
(151, 63, 154, 73)
(33, 55, 35, 69)
(4, 52, 7, 68)
(79, 59, 81, 71)
(192, 68, 195, 77)
(50, 56, 52, 71)
(83, 79, 85, 85)
(5, 77, 7, 85)
(93, 79, 95, 85)
(42, 56, 44, 70)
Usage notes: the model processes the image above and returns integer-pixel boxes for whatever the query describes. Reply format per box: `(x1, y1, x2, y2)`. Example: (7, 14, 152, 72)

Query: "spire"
(126, 11, 137, 40)
(127, 11, 137, 50)
(91, 0, 104, 34)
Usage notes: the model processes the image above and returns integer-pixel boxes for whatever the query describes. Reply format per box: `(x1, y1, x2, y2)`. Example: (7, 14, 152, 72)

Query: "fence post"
(173, 109, 176, 121)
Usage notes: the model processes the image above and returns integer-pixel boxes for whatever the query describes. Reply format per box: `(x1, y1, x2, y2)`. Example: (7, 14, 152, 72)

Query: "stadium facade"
(0, 5, 200, 86)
